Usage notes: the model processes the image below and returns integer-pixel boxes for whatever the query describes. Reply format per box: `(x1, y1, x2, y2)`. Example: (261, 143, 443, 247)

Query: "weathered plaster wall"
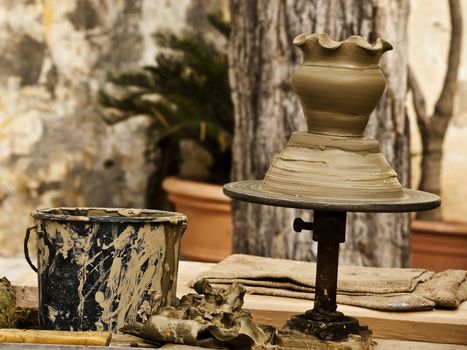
(0, 0, 192, 256)
(408, 0, 467, 222)
(1, 0, 463, 258)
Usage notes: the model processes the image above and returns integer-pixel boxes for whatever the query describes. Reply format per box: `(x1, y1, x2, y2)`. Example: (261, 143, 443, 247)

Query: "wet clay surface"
(292, 33, 392, 136)
(259, 33, 407, 202)
(261, 132, 404, 201)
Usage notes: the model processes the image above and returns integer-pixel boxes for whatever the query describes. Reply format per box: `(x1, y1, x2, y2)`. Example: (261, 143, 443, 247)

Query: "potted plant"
(98, 15, 234, 262)
(408, 0, 467, 271)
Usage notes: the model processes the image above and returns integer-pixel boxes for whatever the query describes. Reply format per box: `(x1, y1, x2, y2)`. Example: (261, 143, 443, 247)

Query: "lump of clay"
(121, 279, 274, 349)
(0, 277, 16, 327)
(0, 277, 39, 329)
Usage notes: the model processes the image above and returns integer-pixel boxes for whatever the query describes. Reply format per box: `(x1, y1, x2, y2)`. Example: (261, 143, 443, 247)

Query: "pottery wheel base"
(277, 327, 372, 350)
(287, 309, 370, 341)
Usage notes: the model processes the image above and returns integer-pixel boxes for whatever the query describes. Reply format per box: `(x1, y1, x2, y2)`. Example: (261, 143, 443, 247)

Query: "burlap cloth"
(191, 254, 467, 311)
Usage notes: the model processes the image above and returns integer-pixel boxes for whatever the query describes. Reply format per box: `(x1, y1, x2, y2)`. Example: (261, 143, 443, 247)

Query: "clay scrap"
(121, 279, 275, 349)
(0, 277, 39, 329)
(0, 278, 15, 327)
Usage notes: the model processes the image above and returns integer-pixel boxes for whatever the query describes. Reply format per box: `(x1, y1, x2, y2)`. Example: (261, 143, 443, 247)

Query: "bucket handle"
(24, 226, 38, 273)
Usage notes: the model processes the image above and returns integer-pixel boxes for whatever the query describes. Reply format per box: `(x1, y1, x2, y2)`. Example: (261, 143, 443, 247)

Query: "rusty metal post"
(314, 242, 339, 312)
(291, 210, 364, 341)
(312, 210, 346, 316)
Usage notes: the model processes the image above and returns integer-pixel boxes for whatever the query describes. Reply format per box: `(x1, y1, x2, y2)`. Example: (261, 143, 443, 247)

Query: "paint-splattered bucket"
(24, 207, 187, 332)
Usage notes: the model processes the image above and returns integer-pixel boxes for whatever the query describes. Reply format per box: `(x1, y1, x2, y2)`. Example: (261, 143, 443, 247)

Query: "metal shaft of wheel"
(311, 210, 346, 316)
(314, 241, 339, 312)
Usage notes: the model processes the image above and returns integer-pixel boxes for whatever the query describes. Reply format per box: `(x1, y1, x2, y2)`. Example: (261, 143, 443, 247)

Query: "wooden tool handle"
(0, 329, 111, 346)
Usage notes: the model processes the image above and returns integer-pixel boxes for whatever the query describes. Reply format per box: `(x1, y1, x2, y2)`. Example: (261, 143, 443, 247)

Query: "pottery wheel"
(224, 180, 440, 213)
(223, 33, 442, 345)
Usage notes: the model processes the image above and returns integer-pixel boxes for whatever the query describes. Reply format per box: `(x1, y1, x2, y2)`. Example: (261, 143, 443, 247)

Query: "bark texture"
(229, 0, 411, 266)
(409, 0, 462, 221)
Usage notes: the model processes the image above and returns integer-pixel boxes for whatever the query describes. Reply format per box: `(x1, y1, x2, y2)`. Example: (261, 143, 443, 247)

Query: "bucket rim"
(31, 207, 187, 223)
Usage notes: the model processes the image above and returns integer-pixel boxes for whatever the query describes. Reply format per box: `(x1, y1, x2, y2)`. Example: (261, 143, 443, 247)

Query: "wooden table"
(2, 258, 467, 349)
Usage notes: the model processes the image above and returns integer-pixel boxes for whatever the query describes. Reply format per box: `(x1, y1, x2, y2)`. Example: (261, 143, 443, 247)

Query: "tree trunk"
(229, 0, 411, 266)
(417, 132, 443, 221)
(413, 0, 462, 222)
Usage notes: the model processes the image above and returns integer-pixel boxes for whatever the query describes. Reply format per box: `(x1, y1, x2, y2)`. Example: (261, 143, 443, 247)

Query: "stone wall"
(0, 0, 464, 257)
(408, 0, 467, 222)
(0, 0, 192, 256)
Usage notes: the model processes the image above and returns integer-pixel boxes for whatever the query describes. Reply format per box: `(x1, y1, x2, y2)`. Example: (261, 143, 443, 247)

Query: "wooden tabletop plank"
(177, 261, 467, 345)
(2, 340, 465, 350)
(3, 259, 466, 346)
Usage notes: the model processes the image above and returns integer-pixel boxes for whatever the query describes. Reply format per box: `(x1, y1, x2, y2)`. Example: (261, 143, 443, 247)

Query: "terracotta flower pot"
(162, 177, 232, 262)
(411, 219, 467, 271)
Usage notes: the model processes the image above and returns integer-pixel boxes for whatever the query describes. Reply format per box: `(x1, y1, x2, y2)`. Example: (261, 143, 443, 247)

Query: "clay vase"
(291, 33, 393, 136)
(261, 33, 403, 201)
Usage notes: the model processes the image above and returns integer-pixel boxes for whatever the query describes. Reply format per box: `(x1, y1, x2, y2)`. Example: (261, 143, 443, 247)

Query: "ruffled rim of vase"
(293, 33, 393, 53)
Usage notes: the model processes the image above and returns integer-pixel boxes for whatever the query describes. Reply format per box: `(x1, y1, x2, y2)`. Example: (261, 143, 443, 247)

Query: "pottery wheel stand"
(223, 181, 440, 347)
(223, 32, 441, 348)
